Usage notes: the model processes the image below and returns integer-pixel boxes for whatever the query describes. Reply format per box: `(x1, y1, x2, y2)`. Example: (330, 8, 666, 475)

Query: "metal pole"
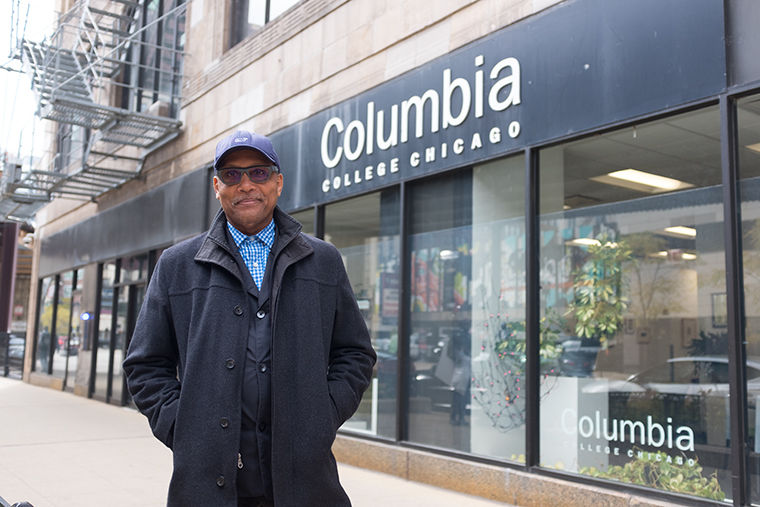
(524, 147, 540, 468)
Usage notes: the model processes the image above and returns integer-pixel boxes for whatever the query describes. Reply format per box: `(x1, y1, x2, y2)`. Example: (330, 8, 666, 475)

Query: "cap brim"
(215, 146, 278, 170)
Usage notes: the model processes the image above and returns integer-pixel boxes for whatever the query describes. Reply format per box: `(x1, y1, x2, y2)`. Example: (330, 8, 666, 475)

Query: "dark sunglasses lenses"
(218, 165, 276, 184)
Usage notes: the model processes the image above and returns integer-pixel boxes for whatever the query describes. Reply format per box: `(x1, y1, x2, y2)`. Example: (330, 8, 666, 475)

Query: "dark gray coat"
(123, 207, 376, 506)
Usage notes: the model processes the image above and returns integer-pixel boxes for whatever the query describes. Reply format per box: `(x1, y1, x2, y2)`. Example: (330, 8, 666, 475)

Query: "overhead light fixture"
(567, 238, 601, 247)
(747, 143, 760, 154)
(566, 238, 619, 248)
(591, 168, 693, 193)
(650, 250, 697, 260)
(439, 249, 459, 260)
(664, 226, 697, 238)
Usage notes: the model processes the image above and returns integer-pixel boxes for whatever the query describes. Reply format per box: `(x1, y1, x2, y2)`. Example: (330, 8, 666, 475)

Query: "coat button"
(258, 422, 267, 432)
(225, 359, 235, 369)
(233, 305, 243, 316)
(258, 364, 267, 373)
(220, 418, 229, 428)
(216, 475, 225, 487)
(256, 310, 266, 319)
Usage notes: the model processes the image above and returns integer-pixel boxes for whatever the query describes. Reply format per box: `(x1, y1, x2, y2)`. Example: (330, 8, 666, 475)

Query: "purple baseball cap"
(214, 130, 280, 170)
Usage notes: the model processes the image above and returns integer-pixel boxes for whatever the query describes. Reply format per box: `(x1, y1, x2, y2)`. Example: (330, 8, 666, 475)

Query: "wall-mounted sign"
(271, 0, 725, 210)
(318, 55, 522, 195)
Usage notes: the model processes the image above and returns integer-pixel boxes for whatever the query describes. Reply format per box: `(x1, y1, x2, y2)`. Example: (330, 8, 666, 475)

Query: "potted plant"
(568, 234, 632, 349)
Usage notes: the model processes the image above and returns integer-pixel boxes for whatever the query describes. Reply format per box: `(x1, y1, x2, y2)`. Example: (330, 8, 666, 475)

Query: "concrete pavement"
(0, 377, 508, 506)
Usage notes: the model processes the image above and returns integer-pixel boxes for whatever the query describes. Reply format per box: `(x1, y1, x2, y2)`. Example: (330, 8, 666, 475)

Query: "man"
(123, 130, 376, 507)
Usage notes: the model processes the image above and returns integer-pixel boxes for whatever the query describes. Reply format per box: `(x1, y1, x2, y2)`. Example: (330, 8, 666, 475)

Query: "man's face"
(213, 149, 283, 235)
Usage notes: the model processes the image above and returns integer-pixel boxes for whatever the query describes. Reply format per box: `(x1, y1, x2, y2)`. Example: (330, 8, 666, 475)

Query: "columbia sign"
(319, 55, 522, 174)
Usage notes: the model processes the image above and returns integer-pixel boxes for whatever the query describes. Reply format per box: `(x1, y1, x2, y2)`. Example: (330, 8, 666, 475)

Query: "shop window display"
(538, 106, 730, 501)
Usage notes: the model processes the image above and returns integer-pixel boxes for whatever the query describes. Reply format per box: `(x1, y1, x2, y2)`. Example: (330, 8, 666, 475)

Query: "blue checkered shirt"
(227, 219, 276, 289)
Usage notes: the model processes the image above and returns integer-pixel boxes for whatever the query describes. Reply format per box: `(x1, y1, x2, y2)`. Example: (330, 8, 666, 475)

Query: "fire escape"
(0, 0, 187, 222)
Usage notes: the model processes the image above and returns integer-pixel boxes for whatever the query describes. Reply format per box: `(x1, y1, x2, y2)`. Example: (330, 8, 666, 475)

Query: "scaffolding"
(1, 0, 187, 222)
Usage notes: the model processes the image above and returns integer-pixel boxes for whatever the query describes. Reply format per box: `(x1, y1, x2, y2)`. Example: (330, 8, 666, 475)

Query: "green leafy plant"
(492, 315, 562, 362)
(569, 234, 632, 347)
(582, 450, 725, 501)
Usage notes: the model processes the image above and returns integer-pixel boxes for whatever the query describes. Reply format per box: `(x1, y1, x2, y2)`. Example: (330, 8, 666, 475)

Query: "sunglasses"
(216, 164, 279, 185)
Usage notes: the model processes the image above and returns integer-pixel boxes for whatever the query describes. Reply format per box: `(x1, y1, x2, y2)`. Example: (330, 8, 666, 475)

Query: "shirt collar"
(226, 219, 276, 249)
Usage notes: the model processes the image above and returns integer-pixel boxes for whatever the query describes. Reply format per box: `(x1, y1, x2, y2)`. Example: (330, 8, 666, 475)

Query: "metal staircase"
(1, 0, 187, 223)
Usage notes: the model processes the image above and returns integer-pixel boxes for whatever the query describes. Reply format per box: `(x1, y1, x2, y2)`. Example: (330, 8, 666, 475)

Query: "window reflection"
(35, 277, 55, 374)
(66, 268, 85, 390)
(51, 272, 74, 381)
(121, 254, 148, 284)
(407, 155, 527, 460)
(229, 0, 300, 48)
(408, 171, 473, 452)
(94, 262, 117, 400)
(290, 208, 315, 236)
(470, 156, 528, 461)
(127, 0, 185, 115)
(539, 106, 729, 502)
(111, 283, 130, 405)
(738, 93, 760, 502)
(325, 189, 399, 438)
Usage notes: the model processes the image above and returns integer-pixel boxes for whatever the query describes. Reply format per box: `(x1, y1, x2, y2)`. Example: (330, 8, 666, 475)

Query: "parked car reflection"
(583, 356, 760, 397)
(8, 335, 25, 361)
(558, 338, 601, 377)
(2, 334, 26, 370)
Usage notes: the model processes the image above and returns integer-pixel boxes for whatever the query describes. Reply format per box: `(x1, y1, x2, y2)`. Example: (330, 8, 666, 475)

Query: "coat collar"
(194, 206, 313, 281)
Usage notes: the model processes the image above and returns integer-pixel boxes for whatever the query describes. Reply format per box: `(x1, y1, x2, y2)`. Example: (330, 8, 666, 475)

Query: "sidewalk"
(0, 377, 508, 506)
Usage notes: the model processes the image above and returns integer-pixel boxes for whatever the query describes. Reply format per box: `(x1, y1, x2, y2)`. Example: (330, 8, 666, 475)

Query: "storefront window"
(229, 0, 299, 48)
(407, 171, 472, 451)
(470, 155, 527, 461)
(325, 189, 400, 438)
(94, 262, 118, 400)
(35, 277, 56, 374)
(738, 93, 760, 502)
(407, 155, 526, 459)
(290, 208, 315, 236)
(538, 106, 730, 502)
(110, 255, 149, 405)
(111, 282, 129, 405)
(121, 254, 148, 284)
(51, 272, 74, 381)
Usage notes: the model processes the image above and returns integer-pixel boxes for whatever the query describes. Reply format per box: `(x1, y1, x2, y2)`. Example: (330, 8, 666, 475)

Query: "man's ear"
(213, 175, 221, 199)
